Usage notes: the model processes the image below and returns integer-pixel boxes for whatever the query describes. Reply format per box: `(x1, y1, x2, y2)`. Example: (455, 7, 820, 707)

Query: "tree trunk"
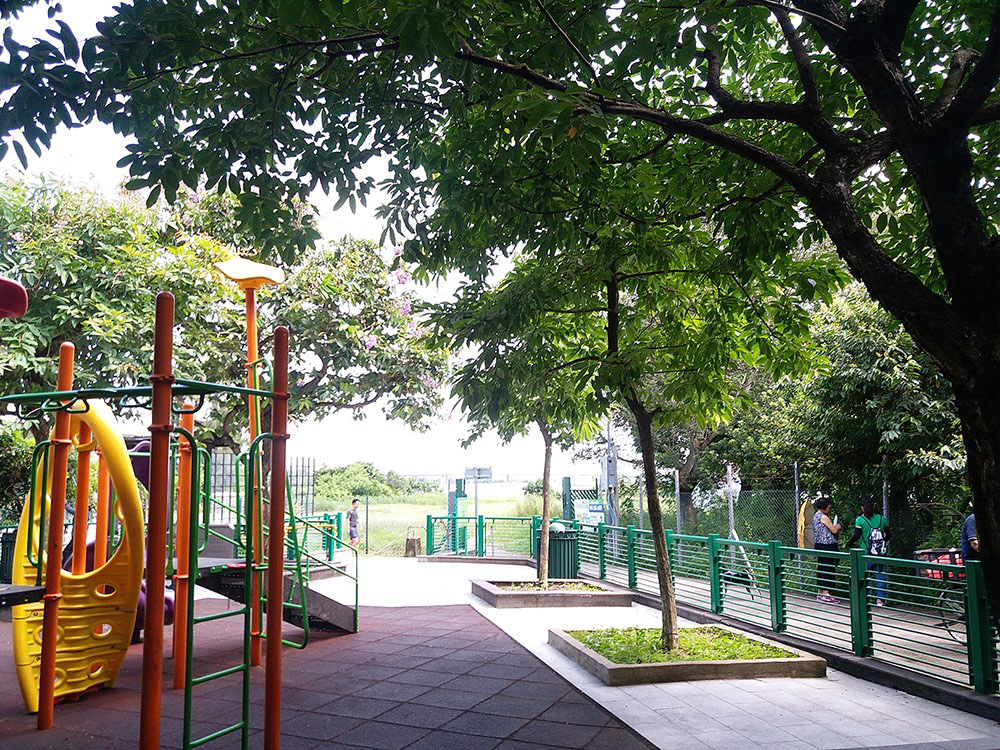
(952, 378, 1000, 618)
(627, 394, 680, 650)
(537, 418, 553, 588)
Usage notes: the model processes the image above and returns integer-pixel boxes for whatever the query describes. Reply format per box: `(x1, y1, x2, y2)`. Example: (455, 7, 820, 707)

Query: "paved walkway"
(1, 558, 998, 749)
(0, 597, 654, 749)
(316, 557, 1000, 750)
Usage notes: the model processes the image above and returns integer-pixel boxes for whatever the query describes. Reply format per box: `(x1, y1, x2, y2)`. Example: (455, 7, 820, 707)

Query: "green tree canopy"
(6, 0, 1000, 605)
(0, 178, 447, 443)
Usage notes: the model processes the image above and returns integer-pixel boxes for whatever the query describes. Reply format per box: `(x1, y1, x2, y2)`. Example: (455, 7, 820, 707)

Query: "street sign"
(465, 467, 492, 481)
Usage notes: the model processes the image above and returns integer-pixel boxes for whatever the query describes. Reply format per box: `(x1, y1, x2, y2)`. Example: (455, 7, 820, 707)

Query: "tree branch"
(532, 0, 600, 85)
(871, 0, 920, 54)
(947, 0, 1000, 123)
(932, 48, 980, 116)
(771, 7, 821, 112)
(702, 44, 846, 152)
(454, 42, 815, 192)
(313, 393, 382, 409)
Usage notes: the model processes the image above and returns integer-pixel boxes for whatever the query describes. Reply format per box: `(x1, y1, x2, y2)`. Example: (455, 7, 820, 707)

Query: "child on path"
(848, 497, 890, 606)
(347, 498, 360, 548)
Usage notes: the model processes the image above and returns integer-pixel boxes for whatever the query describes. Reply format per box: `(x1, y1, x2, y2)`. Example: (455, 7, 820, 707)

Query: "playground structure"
(0, 275, 359, 749)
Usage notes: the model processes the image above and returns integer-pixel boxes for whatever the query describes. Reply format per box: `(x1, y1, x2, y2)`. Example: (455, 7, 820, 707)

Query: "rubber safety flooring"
(0, 602, 656, 749)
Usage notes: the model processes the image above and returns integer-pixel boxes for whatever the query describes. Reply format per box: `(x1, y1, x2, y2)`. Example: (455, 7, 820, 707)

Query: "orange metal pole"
(245, 287, 263, 667)
(94, 454, 110, 570)
(71, 423, 92, 575)
(140, 292, 174, 750)
(172, 406, 194, 690)
(264, 326, 289, 750)
(37, 342, 75, 730)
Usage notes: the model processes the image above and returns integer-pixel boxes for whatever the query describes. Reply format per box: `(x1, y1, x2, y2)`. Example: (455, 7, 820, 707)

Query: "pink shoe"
(816, 594, 839, 604)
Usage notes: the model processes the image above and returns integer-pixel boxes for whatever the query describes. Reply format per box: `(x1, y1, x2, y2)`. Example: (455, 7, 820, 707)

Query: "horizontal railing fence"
(426, 515, 1000, 695)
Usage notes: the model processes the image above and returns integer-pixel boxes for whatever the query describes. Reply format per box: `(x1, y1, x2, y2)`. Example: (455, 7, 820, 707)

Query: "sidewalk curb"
(623, 587, 1000, 722)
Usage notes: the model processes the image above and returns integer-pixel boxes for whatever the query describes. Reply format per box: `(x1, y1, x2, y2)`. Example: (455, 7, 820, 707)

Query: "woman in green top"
(848, 497, 889, 606)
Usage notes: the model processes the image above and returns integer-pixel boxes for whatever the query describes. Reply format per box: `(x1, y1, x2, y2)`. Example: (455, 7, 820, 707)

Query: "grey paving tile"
(632, 722, 713, 749)
(780, 723, 864, 750)
(602, 699, 664, 724)
(695, 728, 766, 749)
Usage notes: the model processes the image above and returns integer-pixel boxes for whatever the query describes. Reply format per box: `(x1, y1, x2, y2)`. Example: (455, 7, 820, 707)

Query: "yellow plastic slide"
(12, 400, 144, 712)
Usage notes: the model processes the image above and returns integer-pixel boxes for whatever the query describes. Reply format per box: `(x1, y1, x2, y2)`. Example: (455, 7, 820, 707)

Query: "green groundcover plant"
(495, 581, 604, 593)
(569, 627, 795, 664)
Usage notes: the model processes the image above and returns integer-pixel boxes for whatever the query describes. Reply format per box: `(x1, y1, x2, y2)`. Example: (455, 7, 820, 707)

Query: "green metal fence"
(426, 514, 999, 695)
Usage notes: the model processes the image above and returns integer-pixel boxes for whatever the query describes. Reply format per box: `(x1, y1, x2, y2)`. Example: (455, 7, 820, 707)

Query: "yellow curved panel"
(12, 400, 145, 712)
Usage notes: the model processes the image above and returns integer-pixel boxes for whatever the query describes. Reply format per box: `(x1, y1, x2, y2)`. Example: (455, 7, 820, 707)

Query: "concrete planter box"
(471, 579, 634, 608)
(548, 626, 826, 686)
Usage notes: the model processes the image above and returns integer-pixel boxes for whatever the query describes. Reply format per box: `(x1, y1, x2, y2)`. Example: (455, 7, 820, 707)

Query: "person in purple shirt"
(812, 496, 841, 603)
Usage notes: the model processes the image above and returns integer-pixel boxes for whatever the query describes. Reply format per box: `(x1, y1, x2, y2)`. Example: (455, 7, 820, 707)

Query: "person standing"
(347, 498, 360, 548)
(812, 496, 841, 603)
(961, 513, 979, 562)
(848, 497, 889, 606)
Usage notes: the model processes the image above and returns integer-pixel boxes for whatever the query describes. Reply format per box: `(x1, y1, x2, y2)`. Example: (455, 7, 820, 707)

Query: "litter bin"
(0, 529, 16, 584)
(535, 525, 579, 579)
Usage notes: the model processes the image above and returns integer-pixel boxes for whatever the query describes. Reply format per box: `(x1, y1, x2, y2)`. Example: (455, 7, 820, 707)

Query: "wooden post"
(264, 327, 289, 750)
(140, 292, 174, 750)
(172, 406, 194, 690)
(36, 342, 75, 730)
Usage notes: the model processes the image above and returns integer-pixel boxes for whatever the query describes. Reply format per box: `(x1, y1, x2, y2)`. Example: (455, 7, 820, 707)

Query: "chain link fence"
(207, 451, 316, 522)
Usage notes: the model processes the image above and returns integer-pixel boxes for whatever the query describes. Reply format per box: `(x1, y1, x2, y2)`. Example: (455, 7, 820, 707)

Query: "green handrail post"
(426, 515, 434, 555)
(965, 560, 999, 694)
(451, 514, 459, 555)
(323, 513, 333, 560)
(477, 515, 485, 557)
(849, 548, 872, 657)
(530, 515, 541, 559)
(768, 540, 786, 632)
(335, 512, 343, 550)
(597, 522, 607, 579)
(708, 534, 722, 613)
(665, 528, 675, 572)
(627, 526, 637, 589)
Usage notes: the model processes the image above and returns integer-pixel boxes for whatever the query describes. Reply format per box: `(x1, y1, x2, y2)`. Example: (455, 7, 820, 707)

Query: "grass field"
(311, 495, 544, 556)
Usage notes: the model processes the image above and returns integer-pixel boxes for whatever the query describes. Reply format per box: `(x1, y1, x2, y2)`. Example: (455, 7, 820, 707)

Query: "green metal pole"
(627, 526, 637, 589)
(768, 540, 785, 632)
(849, 549, 872, 657)
(665, 528, 675, 572)
(426, 515, 434, 556)
(531, 515, 541, 559)
(965, 560, 999, 694)
(597, 522, 606, 579)
(324, 513, 333, 560)
(708, 534, 722, 613)
(477, 515, 485, 557)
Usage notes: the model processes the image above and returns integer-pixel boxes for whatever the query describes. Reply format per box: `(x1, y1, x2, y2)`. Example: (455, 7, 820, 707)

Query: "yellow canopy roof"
(214, 257, 285, 290)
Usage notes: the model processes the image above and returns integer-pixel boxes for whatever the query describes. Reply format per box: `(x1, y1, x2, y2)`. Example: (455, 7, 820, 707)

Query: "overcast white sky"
(3, 3, 605, 483)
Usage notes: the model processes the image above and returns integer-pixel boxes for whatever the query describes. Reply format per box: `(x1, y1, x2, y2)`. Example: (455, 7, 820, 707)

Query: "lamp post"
(215, 257, 284, 667)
